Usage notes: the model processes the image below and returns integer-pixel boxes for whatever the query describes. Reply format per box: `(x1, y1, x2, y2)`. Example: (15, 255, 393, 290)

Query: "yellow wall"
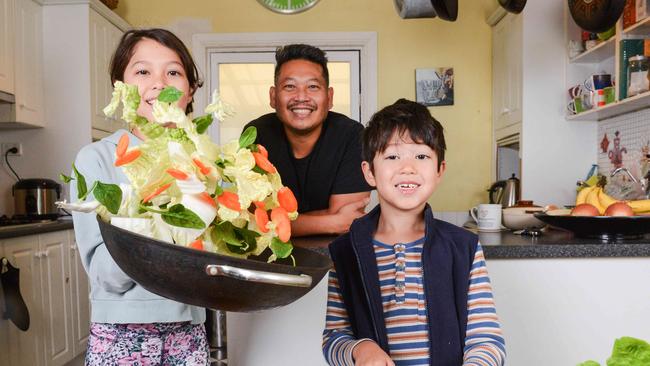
(115, 0, 498, 211)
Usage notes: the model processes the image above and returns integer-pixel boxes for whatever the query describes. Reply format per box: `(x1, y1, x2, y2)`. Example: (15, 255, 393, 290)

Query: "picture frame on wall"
(415, 67, 454, 106)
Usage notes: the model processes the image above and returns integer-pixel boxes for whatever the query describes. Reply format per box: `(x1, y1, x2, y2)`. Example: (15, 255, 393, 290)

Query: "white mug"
(470, 204, 503, 232)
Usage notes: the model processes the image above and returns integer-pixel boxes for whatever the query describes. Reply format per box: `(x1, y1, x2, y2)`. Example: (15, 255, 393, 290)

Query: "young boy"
(322, 99, 506, 366)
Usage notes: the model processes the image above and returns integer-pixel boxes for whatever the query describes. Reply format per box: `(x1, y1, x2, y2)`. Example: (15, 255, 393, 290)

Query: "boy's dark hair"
(362, 99, 446, 171)
(274, 44, 330, 86)
(109, 28, 203, 114)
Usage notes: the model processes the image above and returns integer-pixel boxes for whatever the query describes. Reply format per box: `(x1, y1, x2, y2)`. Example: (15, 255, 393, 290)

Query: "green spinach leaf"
(161, 204, 205, 229)
(93, 182, 122, 215)
(157, 86, 183, 103)
(192, 114, 213, 134)
(239, 126, 257, 148)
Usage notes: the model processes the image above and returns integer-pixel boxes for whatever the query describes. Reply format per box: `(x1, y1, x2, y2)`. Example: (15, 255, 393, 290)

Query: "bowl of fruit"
(534, 186, 650, 239)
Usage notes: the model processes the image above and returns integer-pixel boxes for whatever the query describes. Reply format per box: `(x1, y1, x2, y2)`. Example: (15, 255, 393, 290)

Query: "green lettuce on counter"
(578, 337, 650, 366)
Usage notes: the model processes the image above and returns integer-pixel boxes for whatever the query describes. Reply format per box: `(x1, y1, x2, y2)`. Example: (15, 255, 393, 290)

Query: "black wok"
(568, 0, 625, 33)
(498, 0, 526, 14)
(97, 216, 332, 312)
(431, 0, 457, 21)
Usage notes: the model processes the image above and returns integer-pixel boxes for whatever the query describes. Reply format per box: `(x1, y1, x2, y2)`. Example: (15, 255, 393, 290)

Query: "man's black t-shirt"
(244, 112, 372, 213)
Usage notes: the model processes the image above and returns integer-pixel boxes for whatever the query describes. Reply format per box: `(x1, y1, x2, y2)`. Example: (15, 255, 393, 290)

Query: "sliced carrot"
(254, 208, 270, 233)
(252, 152, 277, 174)
(142, 183, 172, 203)
(114, 149, 141, 167)
(253, 201, 266, 210)
(257, 144, 268, 158)
(198, 192, 217, 208)
(192, 158, 212, 175)
(277, 187, 298, 212)
(271, 207, 291, 242)
(116, 133, 129, 158)
(166, 168, 189, 180)
(276, 219, 291, 243)
(188, 239, 204, 250)
(217, 191, 241, 212)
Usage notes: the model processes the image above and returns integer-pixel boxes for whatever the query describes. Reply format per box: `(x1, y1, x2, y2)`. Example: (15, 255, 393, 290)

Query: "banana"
(575, 185, 595, 206)
(628, 199, 650, 214)
(597, 189, 619, 210)
(586, 187, 606, 214)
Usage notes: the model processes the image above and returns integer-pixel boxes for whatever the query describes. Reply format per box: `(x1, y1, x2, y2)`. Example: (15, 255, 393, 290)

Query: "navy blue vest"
(328, 205, 478, 366)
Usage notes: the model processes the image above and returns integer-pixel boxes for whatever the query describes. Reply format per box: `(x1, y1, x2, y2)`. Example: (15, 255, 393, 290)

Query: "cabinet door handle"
(34, 251, 41, 258)
(501, 108, 510, 114)
(42, 250, 49, 258)
(19, 103, 37, 112)
(70, 244, 77, 251)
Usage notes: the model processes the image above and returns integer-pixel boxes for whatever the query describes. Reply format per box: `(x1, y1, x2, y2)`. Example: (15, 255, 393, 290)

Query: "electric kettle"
(488, 174, 520, 208)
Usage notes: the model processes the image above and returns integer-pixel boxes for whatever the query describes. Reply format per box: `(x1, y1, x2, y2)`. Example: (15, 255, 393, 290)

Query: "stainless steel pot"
(12, 179, 61, 219)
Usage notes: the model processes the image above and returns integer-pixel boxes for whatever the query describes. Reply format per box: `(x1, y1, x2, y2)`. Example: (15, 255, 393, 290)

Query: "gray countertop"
(0, 218, 74, 239)
(293, 228, 650, 259)
(2, 219, 648, 258)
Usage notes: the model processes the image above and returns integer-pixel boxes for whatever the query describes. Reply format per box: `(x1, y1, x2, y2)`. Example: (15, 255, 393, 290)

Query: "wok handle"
(205, 264, 312, 288)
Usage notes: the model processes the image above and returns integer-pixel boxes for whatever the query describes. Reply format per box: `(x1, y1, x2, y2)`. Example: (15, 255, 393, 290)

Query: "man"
(244, 44, 372, 236)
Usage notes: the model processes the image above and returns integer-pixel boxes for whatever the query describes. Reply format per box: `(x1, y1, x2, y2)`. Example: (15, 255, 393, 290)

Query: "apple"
(604, 202, 634, 217)
(571, 203, 600, 216)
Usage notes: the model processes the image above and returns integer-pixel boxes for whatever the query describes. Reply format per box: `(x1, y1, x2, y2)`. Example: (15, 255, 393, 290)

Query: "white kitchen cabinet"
(3, 234, 46, 366)
(90, 8, 125, 135)
(492, 12, 522, 140)
(0, 0, 45, 127)
(0, 0, 15, 95)
(41, 0, 129, 144)
(39, 231, 75, 366)
(1, 229, 88, 366)
(69, 232, 90, 355)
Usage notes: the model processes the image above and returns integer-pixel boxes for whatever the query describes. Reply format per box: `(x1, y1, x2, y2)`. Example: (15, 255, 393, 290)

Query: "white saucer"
(477, 227, 505, 233)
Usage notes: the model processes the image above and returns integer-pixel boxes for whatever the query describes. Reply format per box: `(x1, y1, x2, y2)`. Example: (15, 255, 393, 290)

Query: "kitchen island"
(227, 228, 650, 366)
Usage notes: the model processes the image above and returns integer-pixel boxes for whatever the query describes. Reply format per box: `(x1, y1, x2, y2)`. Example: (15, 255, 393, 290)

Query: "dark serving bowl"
(97, 216, 332, 312)
(534, 212, 650, 240)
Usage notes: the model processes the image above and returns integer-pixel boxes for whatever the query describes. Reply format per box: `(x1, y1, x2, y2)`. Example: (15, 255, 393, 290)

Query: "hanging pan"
(97, 216, 332, 312)
(431, 0, 458, 21)
(568, 0, 625, 33)
(498, 0, 526, 14)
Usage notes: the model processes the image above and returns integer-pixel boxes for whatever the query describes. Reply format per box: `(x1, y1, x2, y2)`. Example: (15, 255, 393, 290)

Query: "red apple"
(571, 203, 600, 216)
(604, 202, 634, 217)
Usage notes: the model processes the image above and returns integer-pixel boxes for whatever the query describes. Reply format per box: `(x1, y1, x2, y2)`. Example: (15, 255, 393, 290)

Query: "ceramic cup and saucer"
(470, 204, 506, 232)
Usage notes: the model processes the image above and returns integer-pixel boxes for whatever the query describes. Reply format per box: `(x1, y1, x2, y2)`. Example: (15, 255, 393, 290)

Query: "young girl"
(71, 29, 208, 365)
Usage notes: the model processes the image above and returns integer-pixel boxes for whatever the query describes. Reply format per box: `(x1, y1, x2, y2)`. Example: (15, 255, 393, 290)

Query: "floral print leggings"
(85, 322, 209, 365)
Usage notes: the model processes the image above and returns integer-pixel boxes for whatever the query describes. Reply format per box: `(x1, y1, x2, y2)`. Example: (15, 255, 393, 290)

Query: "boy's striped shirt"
(322, 241, 505, 366)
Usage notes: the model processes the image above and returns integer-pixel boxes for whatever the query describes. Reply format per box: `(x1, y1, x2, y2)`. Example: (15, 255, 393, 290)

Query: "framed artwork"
(415, 67, 454, 106)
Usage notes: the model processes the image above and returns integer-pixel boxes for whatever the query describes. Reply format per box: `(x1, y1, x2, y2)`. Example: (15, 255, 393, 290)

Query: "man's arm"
(291, 191, 370, 236)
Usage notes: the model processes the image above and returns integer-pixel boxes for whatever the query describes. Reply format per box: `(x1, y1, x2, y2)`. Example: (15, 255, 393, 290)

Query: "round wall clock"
(257, 0, 321, 14)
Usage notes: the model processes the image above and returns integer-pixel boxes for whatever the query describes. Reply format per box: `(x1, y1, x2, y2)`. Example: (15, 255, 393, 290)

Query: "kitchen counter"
(293, 227, 650, 259)
(233, 227, 650, 366)
(0, 218, 74, 239)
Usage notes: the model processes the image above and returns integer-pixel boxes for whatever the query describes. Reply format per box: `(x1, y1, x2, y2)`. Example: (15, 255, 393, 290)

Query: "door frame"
(191, 32, 377, 131)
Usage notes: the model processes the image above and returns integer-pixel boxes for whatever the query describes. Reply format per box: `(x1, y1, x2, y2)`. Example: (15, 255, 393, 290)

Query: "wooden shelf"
(566, 90, 650, 121)
(569, 37, 616, 63)
(623, 16, 650, 36)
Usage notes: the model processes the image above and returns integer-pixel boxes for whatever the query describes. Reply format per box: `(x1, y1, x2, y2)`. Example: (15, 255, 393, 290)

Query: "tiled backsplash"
(597, 108, 650, 181)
